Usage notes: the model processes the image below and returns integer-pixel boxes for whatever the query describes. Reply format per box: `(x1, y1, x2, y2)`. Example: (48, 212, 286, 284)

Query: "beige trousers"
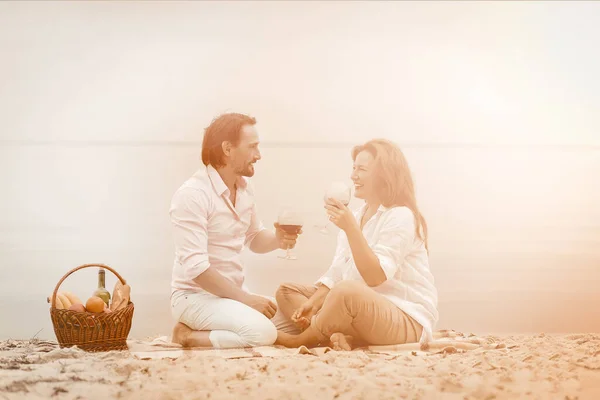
(276, 280, 422, 346)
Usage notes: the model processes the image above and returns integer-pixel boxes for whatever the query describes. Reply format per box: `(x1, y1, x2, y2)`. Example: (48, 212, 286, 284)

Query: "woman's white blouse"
(316, 205, 439, 344)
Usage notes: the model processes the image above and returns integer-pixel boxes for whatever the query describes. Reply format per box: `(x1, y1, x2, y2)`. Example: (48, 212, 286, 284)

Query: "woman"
(275, 139, 438, 350)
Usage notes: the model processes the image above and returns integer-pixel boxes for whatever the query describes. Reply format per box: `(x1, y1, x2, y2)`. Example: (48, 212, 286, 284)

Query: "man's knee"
(238, 318, 277, 347)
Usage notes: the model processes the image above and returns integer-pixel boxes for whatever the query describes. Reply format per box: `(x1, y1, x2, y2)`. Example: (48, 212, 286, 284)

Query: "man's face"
(229, 124, 261, 177)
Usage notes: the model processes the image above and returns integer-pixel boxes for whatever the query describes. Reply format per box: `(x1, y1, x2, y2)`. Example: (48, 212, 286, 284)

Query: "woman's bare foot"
(276, 327, 324, 348)
(330, 332, 354, 351)
(276, 331, 300, 348)
(171, 322, 192, 347)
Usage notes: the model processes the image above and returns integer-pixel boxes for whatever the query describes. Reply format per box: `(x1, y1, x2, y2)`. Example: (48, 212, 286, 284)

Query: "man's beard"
(237, 163, 255, 177)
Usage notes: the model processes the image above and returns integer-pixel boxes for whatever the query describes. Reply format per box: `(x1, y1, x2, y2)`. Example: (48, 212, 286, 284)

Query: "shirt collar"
(206, 165, 247, 196)
(357, 203, 390, 216)
(378, 205, 390, 213)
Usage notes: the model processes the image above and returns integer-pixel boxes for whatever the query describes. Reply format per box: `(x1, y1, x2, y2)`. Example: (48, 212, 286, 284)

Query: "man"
(169, 112, 301, 348)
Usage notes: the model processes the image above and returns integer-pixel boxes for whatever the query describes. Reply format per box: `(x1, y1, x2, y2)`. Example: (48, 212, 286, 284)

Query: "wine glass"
(316, 181, 352, 235)
(277, 208, 303, 260)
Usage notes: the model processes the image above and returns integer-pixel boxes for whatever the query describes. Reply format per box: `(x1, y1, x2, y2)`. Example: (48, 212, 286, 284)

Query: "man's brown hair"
(201, 113, 257, 168)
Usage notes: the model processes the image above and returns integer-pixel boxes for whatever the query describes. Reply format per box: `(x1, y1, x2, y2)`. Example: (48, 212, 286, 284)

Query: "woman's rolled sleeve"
(372, 208, 416, 281)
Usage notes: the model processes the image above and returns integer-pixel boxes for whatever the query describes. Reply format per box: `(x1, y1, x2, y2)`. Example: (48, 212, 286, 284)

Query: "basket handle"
(51, 263, 127, 309)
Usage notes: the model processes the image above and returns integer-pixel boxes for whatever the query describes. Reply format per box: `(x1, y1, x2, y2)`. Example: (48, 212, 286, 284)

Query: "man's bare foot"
(172, 322, 192, 347)
(171, 324, 214, 348)
(330, 332, 354, 351)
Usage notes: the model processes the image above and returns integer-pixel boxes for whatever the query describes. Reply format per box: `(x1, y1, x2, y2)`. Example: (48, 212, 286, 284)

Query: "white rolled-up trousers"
(171, 289, 300, 348)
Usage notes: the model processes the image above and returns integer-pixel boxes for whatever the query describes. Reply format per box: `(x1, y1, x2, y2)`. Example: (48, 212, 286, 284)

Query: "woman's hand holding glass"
(316, 181, 351, 235)
(324, 198, 356, 232)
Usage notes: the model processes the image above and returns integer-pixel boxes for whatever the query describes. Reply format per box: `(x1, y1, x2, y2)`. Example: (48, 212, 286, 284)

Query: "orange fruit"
(86, 296, 105, 313)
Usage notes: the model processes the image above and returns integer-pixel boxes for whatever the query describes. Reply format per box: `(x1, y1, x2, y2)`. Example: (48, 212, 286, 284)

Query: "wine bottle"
(93, 268, 111, 306)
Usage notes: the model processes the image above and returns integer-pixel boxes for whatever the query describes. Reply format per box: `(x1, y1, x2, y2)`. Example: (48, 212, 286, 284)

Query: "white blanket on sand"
(126, 330, 507, 360)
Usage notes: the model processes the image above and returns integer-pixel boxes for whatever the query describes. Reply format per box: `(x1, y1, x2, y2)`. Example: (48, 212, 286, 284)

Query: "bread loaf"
(110, 281, 131, 311)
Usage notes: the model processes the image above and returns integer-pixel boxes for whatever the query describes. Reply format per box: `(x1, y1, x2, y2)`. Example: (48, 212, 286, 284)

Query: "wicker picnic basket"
(49, 263, 134, 352)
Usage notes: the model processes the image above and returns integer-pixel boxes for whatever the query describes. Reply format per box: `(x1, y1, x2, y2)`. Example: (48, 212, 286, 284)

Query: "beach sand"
(1, 332, 599, 400)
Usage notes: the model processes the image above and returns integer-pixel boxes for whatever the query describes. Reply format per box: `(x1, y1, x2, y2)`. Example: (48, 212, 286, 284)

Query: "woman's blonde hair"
(352, 139, 428, 250)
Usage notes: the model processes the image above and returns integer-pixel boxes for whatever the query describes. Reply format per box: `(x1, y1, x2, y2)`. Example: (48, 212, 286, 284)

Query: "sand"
(1, 332, 600, 400)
